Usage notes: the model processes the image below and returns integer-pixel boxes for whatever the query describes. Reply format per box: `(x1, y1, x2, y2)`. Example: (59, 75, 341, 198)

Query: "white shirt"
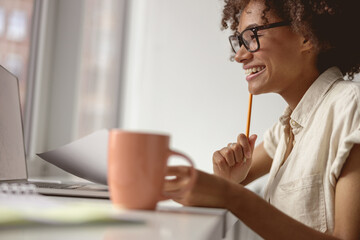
(263, 67, 360, 233)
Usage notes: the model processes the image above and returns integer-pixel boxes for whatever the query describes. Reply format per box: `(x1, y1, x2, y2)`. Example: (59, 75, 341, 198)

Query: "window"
(75, 0, 126, 138)
(26, 0, 127, 178)
(0, 0, 35, 115)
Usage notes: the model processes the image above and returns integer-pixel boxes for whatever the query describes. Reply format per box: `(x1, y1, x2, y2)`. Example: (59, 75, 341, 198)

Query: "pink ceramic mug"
(107, 129, 197, 210)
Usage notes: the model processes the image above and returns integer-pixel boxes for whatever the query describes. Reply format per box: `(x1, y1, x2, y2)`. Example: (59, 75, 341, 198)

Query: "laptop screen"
(0, 65, 27, 181)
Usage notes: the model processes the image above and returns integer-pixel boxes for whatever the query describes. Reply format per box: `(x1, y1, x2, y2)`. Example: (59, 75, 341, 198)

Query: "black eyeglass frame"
(229, 21, 289, 53)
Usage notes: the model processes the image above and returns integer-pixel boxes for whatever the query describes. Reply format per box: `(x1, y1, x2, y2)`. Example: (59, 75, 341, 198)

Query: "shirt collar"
(280, 67, 344, 129)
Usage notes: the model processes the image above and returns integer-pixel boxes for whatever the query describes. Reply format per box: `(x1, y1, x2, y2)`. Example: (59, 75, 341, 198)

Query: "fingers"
(213, 144, 244, 168)
(237, 133, 254, 159)
(165, 166, 191, 177)
(213, 150, 231, 171)
(213, 133, 257, 175)
(222, 145, 236, 166)
(213, 142, 245, 174)
(230, 142, 244, 164)
(164, 166, 192, 192)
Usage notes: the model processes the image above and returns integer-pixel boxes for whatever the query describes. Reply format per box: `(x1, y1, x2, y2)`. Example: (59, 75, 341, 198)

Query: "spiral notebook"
(0, 65, 108, 199)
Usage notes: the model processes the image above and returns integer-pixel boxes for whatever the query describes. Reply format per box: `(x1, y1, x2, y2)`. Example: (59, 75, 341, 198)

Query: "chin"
(248, 76, 270, 95)
(248, 85, 266, 95)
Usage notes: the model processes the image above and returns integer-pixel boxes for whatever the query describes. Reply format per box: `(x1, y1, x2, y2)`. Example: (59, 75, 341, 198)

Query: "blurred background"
(1, 0, 315, 179)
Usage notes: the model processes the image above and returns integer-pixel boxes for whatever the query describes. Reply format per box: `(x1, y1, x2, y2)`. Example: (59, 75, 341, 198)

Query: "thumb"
(249, 134, 258, 152)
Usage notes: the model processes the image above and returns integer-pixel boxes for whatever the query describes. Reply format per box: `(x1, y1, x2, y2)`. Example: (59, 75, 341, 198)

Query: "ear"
(300, 36, 314, 52)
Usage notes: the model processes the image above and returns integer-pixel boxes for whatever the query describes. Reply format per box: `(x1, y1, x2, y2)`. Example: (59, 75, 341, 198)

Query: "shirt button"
(290, 119, 296, 126)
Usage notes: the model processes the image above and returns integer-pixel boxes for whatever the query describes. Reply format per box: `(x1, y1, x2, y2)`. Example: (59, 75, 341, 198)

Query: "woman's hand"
(163, 166, 234, 208)
(212, 134, 257, 184)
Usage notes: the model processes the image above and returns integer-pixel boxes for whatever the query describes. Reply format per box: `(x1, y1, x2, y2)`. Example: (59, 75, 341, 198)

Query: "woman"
(166, 0, 360, 239)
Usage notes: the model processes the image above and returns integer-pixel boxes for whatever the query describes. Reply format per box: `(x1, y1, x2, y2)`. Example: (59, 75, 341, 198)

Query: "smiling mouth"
(245, 66, 266, 76)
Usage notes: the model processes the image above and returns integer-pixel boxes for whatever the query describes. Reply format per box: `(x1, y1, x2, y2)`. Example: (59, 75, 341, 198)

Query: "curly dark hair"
(221, 0, 360, 79)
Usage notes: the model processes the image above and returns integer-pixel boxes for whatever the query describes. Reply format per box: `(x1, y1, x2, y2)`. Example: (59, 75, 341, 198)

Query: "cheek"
(261, 33, 302, 64)
(265, 44, 302, 73)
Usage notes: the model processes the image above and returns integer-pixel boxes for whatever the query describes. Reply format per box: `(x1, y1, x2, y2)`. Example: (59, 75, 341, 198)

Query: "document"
(37, 129, 109, 185)
(0, 183, 144, 226)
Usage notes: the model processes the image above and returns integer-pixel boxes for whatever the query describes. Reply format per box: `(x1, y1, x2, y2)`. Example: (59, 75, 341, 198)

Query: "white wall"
(121, 0, 287, 173)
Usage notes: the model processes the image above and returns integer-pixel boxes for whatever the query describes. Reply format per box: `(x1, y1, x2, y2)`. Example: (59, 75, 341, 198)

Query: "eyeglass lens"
(229, 35, 240, 53)
(230, 29, 258, 53)
(242, 29, 258, 51)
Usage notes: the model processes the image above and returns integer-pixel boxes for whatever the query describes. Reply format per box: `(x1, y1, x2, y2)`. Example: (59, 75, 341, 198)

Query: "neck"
(279, 65, 320, 110)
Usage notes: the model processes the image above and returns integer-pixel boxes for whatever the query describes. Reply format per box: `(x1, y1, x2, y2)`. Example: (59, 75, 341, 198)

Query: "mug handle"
(160, 150, 197, 200)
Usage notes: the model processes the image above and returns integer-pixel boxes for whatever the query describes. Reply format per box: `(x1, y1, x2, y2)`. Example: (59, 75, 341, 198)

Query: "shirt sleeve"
(330, 130, 360, 186)
(263, 121, 283, 159)
(329, 86, 360, 186)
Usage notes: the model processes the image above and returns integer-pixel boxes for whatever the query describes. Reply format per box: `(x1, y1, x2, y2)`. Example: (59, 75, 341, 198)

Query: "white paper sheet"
(0, 183, 144, 225)
(37, 129, 108, 185)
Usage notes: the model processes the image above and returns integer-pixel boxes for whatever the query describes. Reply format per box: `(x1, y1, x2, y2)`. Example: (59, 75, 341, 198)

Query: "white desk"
(0, 197, 239, 240)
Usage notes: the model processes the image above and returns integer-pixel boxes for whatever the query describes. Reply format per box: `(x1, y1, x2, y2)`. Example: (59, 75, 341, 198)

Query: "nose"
(234, 46, 253, 63)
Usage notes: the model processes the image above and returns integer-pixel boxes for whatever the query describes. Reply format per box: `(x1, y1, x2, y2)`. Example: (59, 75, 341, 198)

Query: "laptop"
(0, 65, 109, 199)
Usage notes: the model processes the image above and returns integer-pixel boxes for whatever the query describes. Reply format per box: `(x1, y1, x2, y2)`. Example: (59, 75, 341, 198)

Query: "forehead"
(238, 0, 280, 31)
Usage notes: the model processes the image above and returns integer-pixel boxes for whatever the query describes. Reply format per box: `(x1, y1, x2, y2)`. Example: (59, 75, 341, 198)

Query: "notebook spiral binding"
(0, 183, 37, 195)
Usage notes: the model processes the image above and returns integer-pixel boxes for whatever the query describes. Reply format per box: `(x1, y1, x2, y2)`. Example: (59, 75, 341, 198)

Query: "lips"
(244, 66, 266, 81)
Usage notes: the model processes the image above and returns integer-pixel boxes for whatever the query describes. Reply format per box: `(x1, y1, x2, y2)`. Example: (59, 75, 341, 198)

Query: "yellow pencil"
(246, 93, 253, 138)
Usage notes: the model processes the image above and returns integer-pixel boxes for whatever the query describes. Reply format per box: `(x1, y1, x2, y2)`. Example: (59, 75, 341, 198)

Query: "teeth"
(245, 66, 265, 75)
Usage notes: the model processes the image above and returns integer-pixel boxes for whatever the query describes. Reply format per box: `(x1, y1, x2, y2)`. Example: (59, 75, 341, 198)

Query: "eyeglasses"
(228, 21, 289, 53)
